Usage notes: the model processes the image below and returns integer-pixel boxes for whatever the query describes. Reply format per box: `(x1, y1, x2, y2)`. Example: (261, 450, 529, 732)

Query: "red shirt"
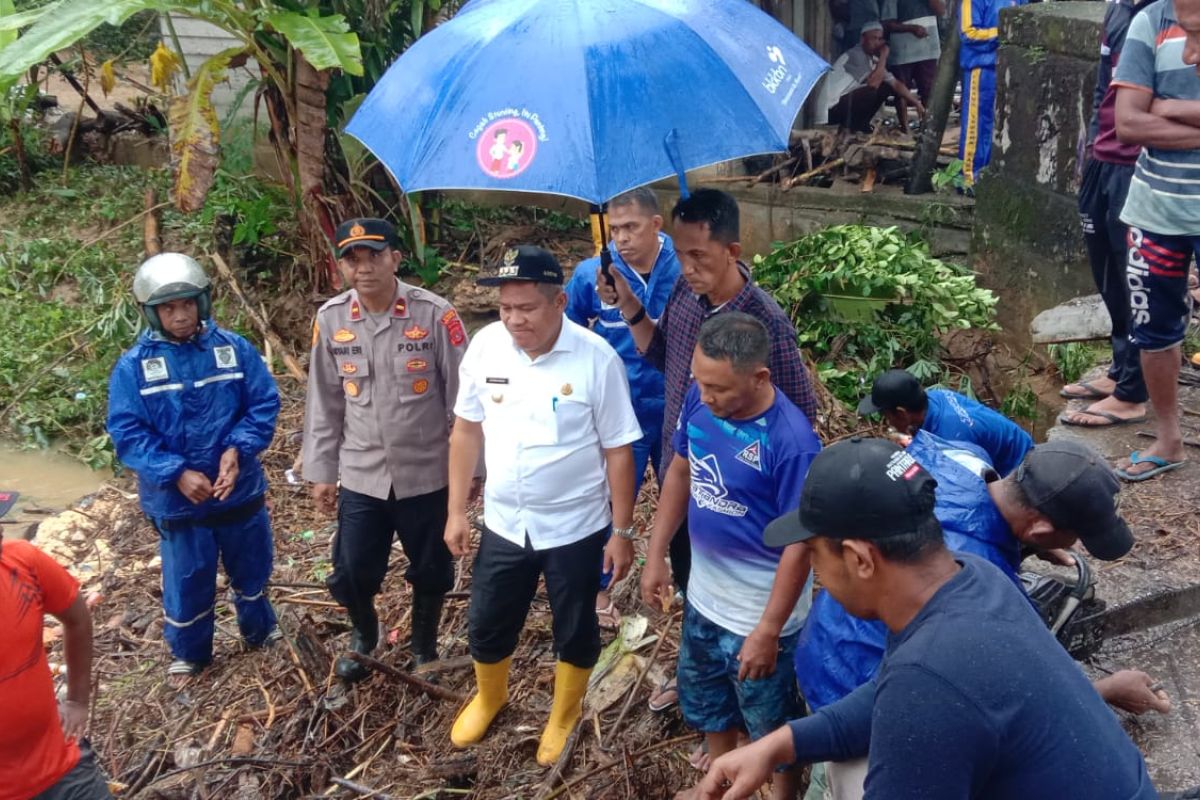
(0, 539, 81, 800)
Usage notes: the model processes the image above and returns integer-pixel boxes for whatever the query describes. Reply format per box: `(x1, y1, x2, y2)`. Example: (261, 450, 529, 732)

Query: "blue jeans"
(677, 602, 803, 740)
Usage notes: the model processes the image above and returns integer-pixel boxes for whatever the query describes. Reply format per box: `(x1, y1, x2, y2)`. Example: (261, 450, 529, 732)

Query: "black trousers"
(327, 486, 453, 627)
(829, 84, 892, 133)
(469, 526, 606, 668)
(669, 519, 691, 595)
(33, 740, 113, 800)
(1078, 158, 1148, 403)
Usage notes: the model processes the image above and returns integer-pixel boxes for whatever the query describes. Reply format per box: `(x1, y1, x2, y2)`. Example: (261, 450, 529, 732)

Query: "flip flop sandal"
(595, 598, 621, 631)
(1116, 451, 1187, 483)
(1059, 380, 1111, 400)
(647, 676, 678, 712)
(1058, 408, 1148, 428)
(167, 659, 205, 682)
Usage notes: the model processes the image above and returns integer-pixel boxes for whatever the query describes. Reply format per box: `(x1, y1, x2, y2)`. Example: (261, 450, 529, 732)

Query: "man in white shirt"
(444, 246, 643, 766)
(816, 21, 925, 131)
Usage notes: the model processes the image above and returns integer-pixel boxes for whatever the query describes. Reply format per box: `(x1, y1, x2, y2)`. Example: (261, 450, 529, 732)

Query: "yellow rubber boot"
(536, 661, 593, 766)
(450, 657, 512, 747)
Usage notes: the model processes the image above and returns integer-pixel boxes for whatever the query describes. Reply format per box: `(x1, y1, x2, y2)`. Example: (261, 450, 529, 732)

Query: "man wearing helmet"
(107, 253, 282, 683)
(302, 218, 475, 683)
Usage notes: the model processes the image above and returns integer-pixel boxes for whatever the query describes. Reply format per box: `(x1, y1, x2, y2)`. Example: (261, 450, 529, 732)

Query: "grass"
(0, 164, 292, 468)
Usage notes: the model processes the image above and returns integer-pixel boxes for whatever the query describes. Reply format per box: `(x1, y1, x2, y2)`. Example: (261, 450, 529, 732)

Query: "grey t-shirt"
(882, 0, 941, 65)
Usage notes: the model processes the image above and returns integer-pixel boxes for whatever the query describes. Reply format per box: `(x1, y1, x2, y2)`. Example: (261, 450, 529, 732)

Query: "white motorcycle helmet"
(133, 253, 212, 334)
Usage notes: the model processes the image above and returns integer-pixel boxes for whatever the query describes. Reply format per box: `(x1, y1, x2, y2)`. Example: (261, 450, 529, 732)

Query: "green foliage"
(0, 165, 270, 467)
(752, 225, 999, 408)
(931, 159, 966, 193)
(1048, 342, 1098, 385)
(1000, 375, 1039, 423)
(265, 10, 363, 76)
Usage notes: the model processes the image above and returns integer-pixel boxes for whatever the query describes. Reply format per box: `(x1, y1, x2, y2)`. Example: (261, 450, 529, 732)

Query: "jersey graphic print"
(736, 440, 762, 471)
(689, 449, 749, 517)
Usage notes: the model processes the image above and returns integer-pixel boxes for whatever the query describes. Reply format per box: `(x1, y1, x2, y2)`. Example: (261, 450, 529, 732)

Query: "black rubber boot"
(335, 605, 379, 683)
(410, 592, 445, 667)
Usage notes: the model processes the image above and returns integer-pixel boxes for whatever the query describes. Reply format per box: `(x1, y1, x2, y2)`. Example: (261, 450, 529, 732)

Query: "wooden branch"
(209, 252, 306, 381)
(143, 189, 162, 257)
(344, 652, 467, 703)
(541, 733, 703, 800)
(784, 158, 845, 189)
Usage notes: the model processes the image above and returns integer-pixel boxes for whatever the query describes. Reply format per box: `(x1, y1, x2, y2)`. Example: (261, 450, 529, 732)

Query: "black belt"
(156, 495, 265, 532)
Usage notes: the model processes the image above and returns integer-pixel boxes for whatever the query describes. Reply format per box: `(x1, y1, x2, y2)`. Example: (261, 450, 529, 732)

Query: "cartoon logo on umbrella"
(476, 118, 537, 179)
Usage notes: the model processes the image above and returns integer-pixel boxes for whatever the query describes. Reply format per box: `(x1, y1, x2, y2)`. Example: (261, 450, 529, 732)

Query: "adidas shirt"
(672, 383, 821, 636)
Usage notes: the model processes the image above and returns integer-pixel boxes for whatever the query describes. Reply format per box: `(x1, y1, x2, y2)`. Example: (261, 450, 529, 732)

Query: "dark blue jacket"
(107, 323, 280, 520)
(565, 234, 679, 426)
(795, 431, 1019, 710)
(921, 389, 1033, 476)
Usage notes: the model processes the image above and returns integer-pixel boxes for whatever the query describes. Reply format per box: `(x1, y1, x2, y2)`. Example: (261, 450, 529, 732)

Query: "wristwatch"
(621, 305, 647, 326)
(613, 525, 637, 541)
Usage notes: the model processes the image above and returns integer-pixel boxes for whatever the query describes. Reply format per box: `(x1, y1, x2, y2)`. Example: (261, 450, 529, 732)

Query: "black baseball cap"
(1014, 440, 1133, 561)
(335, 218, 397, 258)
(477, 245, 564, 286)
(764, 437, 940, 547)
(857, 369, 927, 416)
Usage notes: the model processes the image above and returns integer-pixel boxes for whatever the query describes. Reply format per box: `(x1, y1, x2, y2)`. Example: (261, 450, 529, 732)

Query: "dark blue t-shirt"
(789, 555, 1158, 800)
(922, 390, 1033, 476)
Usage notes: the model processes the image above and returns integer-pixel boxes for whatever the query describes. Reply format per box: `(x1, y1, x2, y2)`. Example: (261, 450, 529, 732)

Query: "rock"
(1030, 294, 1111, 344)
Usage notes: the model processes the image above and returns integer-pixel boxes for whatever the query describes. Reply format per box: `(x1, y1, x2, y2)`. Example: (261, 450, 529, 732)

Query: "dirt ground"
(1052, 365, 1200, 792)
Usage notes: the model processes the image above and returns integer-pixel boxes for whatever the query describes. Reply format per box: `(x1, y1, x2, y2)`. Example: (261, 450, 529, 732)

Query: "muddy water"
(0, 444, 108, 521)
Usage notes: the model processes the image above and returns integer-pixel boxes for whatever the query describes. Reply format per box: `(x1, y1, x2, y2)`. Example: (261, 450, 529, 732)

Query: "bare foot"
(1059, 396, 1147, 427)
(689, 742, 711, 773)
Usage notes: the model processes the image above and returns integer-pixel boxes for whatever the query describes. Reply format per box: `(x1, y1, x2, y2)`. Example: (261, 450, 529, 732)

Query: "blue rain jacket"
(107, 323, 280, 521)
(922, 389, 1034, 477)
(794, 431, 1021, 710)
(565, 233, 680, 427)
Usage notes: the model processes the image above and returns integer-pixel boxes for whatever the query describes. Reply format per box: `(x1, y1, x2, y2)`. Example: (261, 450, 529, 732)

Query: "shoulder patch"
(440, 309, 467, 346)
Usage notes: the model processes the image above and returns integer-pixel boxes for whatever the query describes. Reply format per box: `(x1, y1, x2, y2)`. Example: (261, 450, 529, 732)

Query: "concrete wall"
(973, 1, 1103, 343)
(654, 180, 973, 262)
(159, 15, 256, 119)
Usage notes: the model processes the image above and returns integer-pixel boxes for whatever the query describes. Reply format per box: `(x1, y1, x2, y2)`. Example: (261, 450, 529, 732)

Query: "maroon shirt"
(1089, 0, 1147, 165)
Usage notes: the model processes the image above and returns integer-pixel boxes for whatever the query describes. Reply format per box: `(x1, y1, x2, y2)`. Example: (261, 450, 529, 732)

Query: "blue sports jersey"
(672, 384, 821, 636)
(922, 389, 1033, 476)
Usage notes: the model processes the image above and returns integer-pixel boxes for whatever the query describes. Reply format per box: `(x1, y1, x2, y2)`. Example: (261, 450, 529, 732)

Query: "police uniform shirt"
(454, 318, 642, 550)
(302, 279, 469, 500)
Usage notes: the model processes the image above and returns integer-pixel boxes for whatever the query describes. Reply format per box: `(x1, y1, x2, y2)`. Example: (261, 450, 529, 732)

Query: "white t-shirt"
(454, 317, 643, 549)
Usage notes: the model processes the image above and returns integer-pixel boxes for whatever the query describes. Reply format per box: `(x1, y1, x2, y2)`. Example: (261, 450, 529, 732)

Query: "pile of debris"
(31, 383, 701, 800)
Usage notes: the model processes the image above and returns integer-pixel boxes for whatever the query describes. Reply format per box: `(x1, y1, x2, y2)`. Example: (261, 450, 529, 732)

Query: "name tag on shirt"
(214, 345, 238, 369)
(141, 357, 169, 382)
(486, 376, 509, 385)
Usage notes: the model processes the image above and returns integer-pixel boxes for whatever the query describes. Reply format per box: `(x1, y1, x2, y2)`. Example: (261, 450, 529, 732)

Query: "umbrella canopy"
(347, 0, 829, 204)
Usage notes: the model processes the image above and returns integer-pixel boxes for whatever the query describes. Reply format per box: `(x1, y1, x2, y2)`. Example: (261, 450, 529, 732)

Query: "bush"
(752, 225, 998, 408)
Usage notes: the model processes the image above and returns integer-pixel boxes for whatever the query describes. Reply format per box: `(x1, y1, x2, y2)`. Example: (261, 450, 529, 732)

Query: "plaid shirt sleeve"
(765, 302, 818, 422)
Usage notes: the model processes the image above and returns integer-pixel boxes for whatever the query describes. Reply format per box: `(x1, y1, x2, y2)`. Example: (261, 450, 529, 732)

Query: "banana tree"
(0, 0, 363, 280)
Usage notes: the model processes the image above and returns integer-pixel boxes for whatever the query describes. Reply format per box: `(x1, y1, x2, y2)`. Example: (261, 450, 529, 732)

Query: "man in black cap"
(303, 217, 474, 681)
(444, 246, 642, 766)
(698, 438, 1158, 800)
(857, 368, 1033, 476)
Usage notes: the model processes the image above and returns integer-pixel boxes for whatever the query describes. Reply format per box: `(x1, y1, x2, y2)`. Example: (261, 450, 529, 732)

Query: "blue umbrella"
(346, 0, 829, 205)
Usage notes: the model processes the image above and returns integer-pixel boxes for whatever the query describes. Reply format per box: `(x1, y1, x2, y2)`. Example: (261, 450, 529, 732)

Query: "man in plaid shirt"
(599, 187, 817, 710)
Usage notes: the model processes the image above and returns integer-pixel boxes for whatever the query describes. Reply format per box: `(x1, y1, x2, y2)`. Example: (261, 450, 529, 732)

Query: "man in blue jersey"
(1111, 0, 1200, 481)
(698, 438, 1159, 800)
(641, 313, 820, 800)
(566, 187, 681, 628)
(959, 0, 1028, 188)
(857, 368, 1032, 476)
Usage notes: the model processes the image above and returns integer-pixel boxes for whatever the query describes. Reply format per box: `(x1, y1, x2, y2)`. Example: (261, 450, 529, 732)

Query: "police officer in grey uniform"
(303, 218, 473, 682)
